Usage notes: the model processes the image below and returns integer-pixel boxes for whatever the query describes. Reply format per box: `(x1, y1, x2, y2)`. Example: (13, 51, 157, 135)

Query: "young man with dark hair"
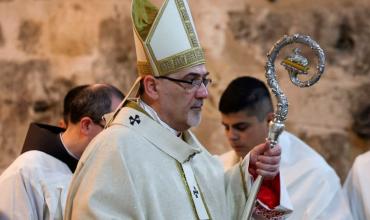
(219, 76, 352, 219)
(0, 84, 124, 220)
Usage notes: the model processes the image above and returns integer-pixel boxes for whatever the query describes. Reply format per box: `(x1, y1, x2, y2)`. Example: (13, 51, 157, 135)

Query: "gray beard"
(187, 110, 202, 128)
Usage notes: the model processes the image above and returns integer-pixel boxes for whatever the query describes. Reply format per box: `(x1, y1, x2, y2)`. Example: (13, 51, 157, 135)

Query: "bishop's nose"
(194, 83, 208, 99)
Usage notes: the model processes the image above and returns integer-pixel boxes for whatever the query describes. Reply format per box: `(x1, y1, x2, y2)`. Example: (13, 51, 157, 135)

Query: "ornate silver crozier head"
(265, 34, 326, 148)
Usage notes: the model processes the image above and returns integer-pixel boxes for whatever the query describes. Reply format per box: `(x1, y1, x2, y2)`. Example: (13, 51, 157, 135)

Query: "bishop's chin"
(187, 112, 201, 128)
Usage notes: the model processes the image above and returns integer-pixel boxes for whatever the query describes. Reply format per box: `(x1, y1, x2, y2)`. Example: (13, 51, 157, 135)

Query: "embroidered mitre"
(131, 0, 206, 76)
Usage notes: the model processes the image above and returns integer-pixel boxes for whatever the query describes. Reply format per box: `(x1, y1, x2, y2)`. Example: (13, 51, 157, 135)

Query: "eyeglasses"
(155, 75, 212, 90)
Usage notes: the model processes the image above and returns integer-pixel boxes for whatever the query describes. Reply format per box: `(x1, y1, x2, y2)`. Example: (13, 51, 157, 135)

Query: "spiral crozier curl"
(265, 34, 325, 148)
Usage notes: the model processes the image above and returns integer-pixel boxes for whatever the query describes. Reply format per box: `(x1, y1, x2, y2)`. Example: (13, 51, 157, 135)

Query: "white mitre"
(131, 0, 206, 77)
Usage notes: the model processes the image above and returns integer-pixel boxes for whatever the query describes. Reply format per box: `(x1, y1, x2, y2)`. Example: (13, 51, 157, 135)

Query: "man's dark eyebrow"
(232, 122, 249, 128)
(221, 122, 249, 127)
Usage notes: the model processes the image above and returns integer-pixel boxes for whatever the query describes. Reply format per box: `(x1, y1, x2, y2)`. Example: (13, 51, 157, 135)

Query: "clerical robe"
(221, 131, 352, 220)
(65, 104, 292, 220)
(0, 123, 78, 220)
(343, 151, 370, 220)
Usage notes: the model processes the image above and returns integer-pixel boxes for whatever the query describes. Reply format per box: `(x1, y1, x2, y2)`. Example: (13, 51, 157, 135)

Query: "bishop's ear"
(142, 75, 159, 100)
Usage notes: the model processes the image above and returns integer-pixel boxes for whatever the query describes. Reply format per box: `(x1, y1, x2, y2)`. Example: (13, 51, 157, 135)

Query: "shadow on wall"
(227, 4, 370, 76)
(0, 60, 77, 170)
(351, 83, 370, 139)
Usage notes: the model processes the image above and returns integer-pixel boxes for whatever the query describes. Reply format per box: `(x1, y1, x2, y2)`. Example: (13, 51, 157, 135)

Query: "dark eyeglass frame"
(155, 75, 212, 88)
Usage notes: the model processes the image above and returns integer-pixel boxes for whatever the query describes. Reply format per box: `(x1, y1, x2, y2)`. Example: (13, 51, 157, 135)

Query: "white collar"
(59, 133, 79, 160)
(138, 99, 181, 137)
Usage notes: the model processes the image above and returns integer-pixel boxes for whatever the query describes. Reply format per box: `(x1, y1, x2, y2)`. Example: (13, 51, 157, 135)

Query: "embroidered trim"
(254, 202, 286, 220)
(157, 47, 205, 75)
(176, 162, 212, 220)
(175, 0, 199, 48)
(137, 47, 205, 76)
(195, 178, 212, 220)
(137, 61, 153, 76)
(239, 162, 248, 200)
(177, 162, 199, 219)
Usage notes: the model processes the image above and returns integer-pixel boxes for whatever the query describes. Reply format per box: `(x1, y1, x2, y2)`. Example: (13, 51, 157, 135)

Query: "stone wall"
(0, 0, 369, 182)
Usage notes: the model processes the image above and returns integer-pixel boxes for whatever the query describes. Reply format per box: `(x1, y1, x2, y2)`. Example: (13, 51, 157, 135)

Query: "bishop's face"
(155, 64, 210, 132)
(221, 111, 270, 158)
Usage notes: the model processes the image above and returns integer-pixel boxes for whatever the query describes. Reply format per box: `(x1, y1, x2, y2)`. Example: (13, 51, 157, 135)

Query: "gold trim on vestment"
(137, 47, 205, 76)
(137, 61, 153, 76)
(177, 162, 199, 219)
(239, 162, 248, 200)
(175, 0, 199, 48)
(176, 162, 212, 219)
(156, 47, 205, 76)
